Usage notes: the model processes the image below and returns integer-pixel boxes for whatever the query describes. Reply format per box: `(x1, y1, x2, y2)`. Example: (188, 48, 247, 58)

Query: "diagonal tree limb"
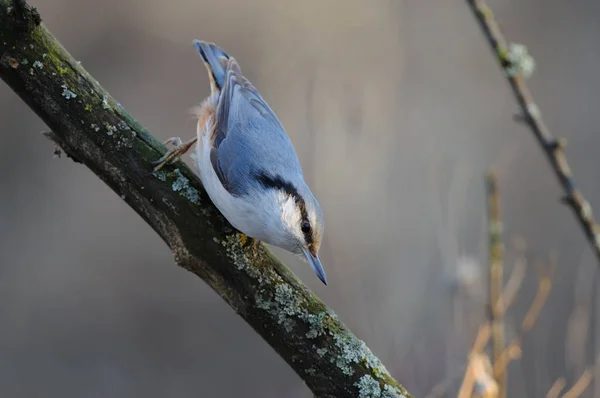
(466, 0, 600, 266)
(0, 2, 411, 397)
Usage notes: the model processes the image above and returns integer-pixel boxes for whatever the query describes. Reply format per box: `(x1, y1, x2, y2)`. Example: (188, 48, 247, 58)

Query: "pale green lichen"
(102, 95, 110, 109)
(326, 308, 338, 319)
(117, 121, 131, 131)
(302, 311, 327, 339)
(332, 333, 364, 375)
(316, 347, 328, 357)
(273, 284, 302, 332)
(171, 168, 201, 204)
(361, 344, 391, 377)
(221, 235, 249, 271)
(382, 384, 405, 398)
(90, 123, 100, 132)
(253, 283, 306, 333)
(355, 375, 381, 398)
(275, 284, 302, 316)
(329, 333, 391, 377)
(152, 168, 201, 204)
(105, 123, 117, 136)
(219, 235, 269, 283)
(243, 261, 267, 284)
(153, 169, 168, 182)
(216, 231, 396, 386)
(21, 58, 28, 65)
(32, 60, 43, 69)
(255, 295, 271, 310)
(251, 277, 391, 379)
(505, 43, 535, 78)
(61, 84, 76, 99)
(253, 292, 295, 332)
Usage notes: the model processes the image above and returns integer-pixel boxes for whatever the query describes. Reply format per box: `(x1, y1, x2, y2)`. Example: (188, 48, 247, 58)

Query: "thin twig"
(470, 353, 499, 398)
(453, 253, 530, 398)
(522, 270, 552, 332)
(494, 256, 526, 317)
(455, 259, 552, 397)
(466, 0, 600, 267)
(426, 257, 526, 398)
(546, 378, 566, 398)
(562, 370, 593, 398)
(492, 267, 553, 379)
(559, 345, 600, 398)
(457, 323, 492, 398)
(486, 172, 506, 398)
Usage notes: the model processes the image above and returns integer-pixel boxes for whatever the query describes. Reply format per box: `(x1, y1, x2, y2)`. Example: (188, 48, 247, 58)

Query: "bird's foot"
(152, 136, 198, 172)
(240, 234, 261, 250)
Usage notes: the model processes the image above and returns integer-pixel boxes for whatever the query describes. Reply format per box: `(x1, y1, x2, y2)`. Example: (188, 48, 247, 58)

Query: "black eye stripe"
(254, 171, 313, 245)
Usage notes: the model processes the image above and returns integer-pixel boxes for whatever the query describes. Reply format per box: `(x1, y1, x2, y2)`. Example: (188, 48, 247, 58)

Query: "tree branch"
(466, 0, 600, 267)
(486, 172, 506, 398)
(0, 2, 411, 397)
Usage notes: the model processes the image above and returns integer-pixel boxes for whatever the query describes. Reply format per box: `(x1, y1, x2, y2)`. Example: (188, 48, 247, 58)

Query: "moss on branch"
(0, 1, 411, 397)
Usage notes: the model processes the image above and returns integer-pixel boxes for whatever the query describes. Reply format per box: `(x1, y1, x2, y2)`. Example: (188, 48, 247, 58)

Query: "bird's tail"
(193, 40, 231, 95)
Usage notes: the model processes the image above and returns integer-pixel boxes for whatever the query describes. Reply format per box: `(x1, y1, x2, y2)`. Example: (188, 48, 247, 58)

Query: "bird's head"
(253, 172, 327, 285)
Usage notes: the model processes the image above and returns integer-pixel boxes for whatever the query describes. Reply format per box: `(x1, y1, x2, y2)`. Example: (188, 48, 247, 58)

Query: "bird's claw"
(164, 137, 183, 147)
(152, 136, 197, 172)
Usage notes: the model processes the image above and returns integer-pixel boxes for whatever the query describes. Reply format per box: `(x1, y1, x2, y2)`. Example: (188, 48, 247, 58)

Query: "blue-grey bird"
(153, 40, 327, 285)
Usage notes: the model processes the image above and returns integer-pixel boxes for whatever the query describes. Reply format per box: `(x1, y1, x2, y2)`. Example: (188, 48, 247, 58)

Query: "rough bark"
(0, 1, 411, 397)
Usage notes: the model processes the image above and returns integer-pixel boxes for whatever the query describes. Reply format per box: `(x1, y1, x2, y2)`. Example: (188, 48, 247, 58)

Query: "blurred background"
(2, 0, 600, 396)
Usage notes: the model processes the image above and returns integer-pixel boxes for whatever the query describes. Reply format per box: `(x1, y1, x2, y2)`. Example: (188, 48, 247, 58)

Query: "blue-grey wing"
(210, 58, 303, 196)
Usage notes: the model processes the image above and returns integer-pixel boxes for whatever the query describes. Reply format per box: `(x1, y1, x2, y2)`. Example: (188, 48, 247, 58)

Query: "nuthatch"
(153, 40, 327, 285)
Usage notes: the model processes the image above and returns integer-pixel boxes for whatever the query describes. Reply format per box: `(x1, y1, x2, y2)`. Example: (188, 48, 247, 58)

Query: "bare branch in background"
(561, 369, 593, 398)
(546, 378, 566, 398)
(486, 172, 506, 398)
(558, 290, 600, 398)
(0, 2, 411, 397)
(426, 238, 528, 398)
(456, 243, 553, 398)
(457, 323, 492, 398)
(493, 256, 526, 318)
(466, 0, 600, 267)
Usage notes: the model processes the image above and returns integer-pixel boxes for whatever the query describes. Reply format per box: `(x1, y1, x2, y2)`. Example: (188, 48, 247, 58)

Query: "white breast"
(195, 117, 291, 249)
(195, 118, 256, 233)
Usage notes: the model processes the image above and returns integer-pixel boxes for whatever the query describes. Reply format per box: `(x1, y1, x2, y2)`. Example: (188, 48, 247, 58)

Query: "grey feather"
(193, 40, 230, 89)
(211, 56, 304, 197)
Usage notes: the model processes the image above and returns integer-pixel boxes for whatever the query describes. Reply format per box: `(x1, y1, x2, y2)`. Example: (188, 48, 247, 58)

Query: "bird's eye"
(301, 221, 311, 233)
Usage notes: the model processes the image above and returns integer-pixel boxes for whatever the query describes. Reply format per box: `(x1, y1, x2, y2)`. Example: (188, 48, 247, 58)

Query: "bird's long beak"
(302, 247, 328, 285)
